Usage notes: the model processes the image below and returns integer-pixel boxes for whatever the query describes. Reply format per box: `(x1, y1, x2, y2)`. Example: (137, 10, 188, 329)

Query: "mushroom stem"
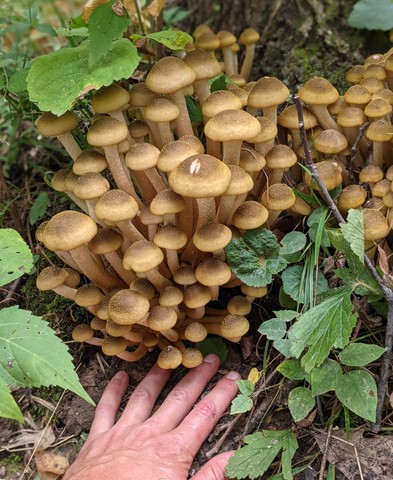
(57, 133, 82, 161)
(240, 43, 256, 82)
(309, 105, 340, 131)
(169, 91, 194, 136)
(104, 252, 136, 285)
(52, 285, 77, 301)
(222, 140, 242, 165)
(116, 344, 148, 362)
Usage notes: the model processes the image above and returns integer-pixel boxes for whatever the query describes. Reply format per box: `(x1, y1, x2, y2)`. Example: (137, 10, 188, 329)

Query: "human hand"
(63, 354, 240, 480)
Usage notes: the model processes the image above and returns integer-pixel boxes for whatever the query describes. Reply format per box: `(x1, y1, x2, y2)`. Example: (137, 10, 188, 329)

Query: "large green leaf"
(277, 359, 307, 381)
(0, 306, 93, 405)
(0, 376, 24, 421)
(27, 39, 140, 115)
(310, 359, 343, 396)
(0, 229, 34, 286)
(281, 265, 328, 304)
(288, 387, 315, 422)
(348, 0, 393, 30)
(288, 287, 358, 372)
(339, 343, 385, 367)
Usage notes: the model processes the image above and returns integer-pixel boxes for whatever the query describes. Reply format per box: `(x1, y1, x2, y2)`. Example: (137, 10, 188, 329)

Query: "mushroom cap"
(337, 185, 367, 210)
(363, 209, 390, 241)
(359, 164, 384, 183)
(232, 201, 269, 229)
(92, 84, 130, 114)
(204, 109, 261, 142)
(184, 321, 208, 342)
(153, 225, 188, 250)
(51, 169, 70, 192)
(178, 134, 205, 153)
(87, 116, 129, 146)
(364, 98, 392, 119)
(150, 190, 185, 216)
(159, 286, 184, 307)
(181, 348, 203, 368)
(360, 77, 384, 94)
(145, 96, 180, 123)
(202, 90, 243, 119)
(105, 319, 131, 337)
(193, 222, 232, 252)
(73, 172, 110, 200)
(227, 296, 252, 315)
(123, 240, 164, 272)
(239, 148, 266, 172)
(95, 189, 139, 222)
(88, 228, 123, 255)
(183, 48, 222, 80)
(90, 317, 106, 331)
(239, 27, 260, 45)
(157, 345, 183, 369)
(147, 305, 177, 331)
(36, 266, 68, 291)
(129, 83, 156, 107)
(108, 289, 150, 325)
(194, 31, 220, 51)
(345, 65, 366, 84)
(129, 120, 149, 139)
(63, 268, 81, 288)
(102, 335, 128, 355)
(223, 165, 254, 195)
(303, 160, 342, 192)
(125, 142, 160, 171)
(43, 211, 98, 251)
(173, 264, 197, 286)
(72, 324, 95, 342)
(298, 77, 339, 105)
(157, 140, 200, 172)
(265, 145, 297, 170)
(337, 107, 366, 128)
(247, 116, 278, 144)
(240, 284, 268, 298)
(195, 257, 232, 286)
(261, 184, 296, 211)
(169, 154, 232, 198)
(344, 85, 371, 105)
(73, 150, 107, 175)
(221, 314, 250, 338)
(278, 104, 317, 130)
(248, 76, 290, 109)
(365, 119, 393, 142)
(217, 30, 237, 48)
(95, 299, 110, 320)
(372, 179, 391, 198)
(314, 129, 348, 155)
(75, 284, 104, 307)
(35, 111, 79, 137)
(183, 283, 211, 308)
(145, 56, 196, 95)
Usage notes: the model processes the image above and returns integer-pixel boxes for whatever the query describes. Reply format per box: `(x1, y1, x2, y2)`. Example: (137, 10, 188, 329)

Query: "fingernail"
(114, 371, 126, 380)
(203, 353, 218, 363)
(226, 371, 240, 380)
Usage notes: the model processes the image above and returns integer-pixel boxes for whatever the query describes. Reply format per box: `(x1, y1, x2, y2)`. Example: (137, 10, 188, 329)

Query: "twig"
(348, 122, 369, 183)
(318, 398, 338, 480)
(294, 96, 393, 433)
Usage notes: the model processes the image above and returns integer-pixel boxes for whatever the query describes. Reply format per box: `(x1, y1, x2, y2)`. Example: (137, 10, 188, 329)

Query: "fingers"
(149, 353, 220, 431)
(89, 371, 129, 437)
(193, 451, 234, 480)
(174, 370, 240, 457)
(116, 363, 172, 427)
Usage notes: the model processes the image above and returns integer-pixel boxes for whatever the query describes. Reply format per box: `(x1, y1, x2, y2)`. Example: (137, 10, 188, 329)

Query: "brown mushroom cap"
(231, 201, 269, 229)
(125, 142, 160, 170)
(202, 90, 243, 119)
(184, 322, 208, 342)
(193, 222, 232, 252)
(221, 314, 250, 338)
(314, 129, 348, 155)
(303, 160, 343, 192)
(159, 286, 184, 307)
(73, 150, 107, 175)
(87, 116, 129, 146)
(73, 172, 110, 200)
(88, 228, 123, 255)
(363, 209, 390, 241)
(36, 266, 68, 291)
(240, 284, 268, 298)
(72, 324, 95, 342)
(265, 144, 297, 170)
(123, 240, 164, 272)
(150, 190, 185, 216)
(261, 184, 296, 211)
(102, 336, 128, 356)
(337, 185, 367, 210)
(75, 284, 104, 307)
(227, 295, 252, 315)
(248, 76, 290, 109)
(183, 283, 212, 308)
(183, 48, 222, 80)
(35, 111, 79, 137)
(195, 257, 232, 286)
(95, 189, 139, 222)
(298, 77, 339, 105)
(157, 345, 183, 369)
(147, 305, 177, 331)
(359, 164, 384, 183)
(145, 96, 180, 123)
(92, 84, 130, 114)
(145, 56, 196, 95)
(108, 289, 150, 325)
(204, 109, 261, 142)
(181, 348, 203, 368)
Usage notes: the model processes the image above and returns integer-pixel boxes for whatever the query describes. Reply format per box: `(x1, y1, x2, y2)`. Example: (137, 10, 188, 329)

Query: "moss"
(0, 453, 24, 477)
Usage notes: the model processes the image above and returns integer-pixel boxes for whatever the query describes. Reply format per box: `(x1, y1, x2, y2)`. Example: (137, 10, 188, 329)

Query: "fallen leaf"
(35, 450, 69, 476)
(145, 0, 166, 17)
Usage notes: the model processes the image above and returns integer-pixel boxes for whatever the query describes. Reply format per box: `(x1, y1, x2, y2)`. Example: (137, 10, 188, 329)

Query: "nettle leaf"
(339, 343, 385, 367)
(226, 430, 298, 480)
(348, 0, 393, 30)
(288, 386, 315, 422)
(0, 306, 93, 405)
(29, 192, 49, 225)
(0, 376, 24, 421)
(340, 209, 364, 264)
(288, 287, 358, 372)
(237, 379, 255, 396)
(87, 0, 129, 67)
(258, 318, 287, 340)
(27, 39, 140, 115)
(230, 395, 253, 415)
(145, 30, 193, 50)
(310, 359, 343, 396)
(336, 370, 377, 422)
(281, 265, 328, 304)
(225, 228, 288, 287)
(0, 229, 34, 286)
(277, 359, 306, 380)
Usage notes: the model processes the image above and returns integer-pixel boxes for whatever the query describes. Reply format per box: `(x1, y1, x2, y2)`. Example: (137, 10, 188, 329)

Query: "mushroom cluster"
(34, 24, 393, 369)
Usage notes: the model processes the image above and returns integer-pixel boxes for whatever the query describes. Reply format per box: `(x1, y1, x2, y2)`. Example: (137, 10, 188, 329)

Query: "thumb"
(193, 450, 235, 480)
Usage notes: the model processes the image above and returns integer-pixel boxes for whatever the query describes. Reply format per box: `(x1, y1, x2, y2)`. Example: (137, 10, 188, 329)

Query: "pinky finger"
(193, 451, 234, 480)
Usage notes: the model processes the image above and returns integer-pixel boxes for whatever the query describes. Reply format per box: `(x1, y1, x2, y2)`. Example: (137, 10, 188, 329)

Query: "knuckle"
(169, 387, 189, 403)
(156, 432, 189, 458)
(194, 399, 218, 420)
(131, 387, 152, 401)
(94, 402, 113, 417)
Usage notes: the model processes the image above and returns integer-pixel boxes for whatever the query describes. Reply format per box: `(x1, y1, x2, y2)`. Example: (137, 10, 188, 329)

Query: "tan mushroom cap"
(108, 289, 150, 325)
(73, 172, 110, 200)
(304, 160, 342, 192)
(125, 142, 160, 170)
(63, 268, 81, 288)
(129, 83, 156, 107)
(169, 154, 231, 198)
(36, 266, 68, 291)
(345, 65, 366, 84)
(363, 209, 390, 241)
(194, 31, 220, 51)
(88, 228, 123, 255)
(72, 324, 95, 342)
(204, 109, 261, 142)
(95, 189, 139, 222)
(42, 211, 98, 252)
(183, 48, 222, 80)
(224, 165, 254, 195)
(314, 129, 348, 154)
(153, 225, 188, 250)
(157, 345, 183, 369)
(365, 118, 393, 142)
(157, 140, 199, 172)
(202, 90, 243, 118)
(344, 85, 371, 105)
(123, 240, 164, 272)
(232, 201, 269, 229)
(241, 284, 268, 298)
(360, 77, 384, 94)
(359, 165, 384, 183)
(159, 286, 184, 307)
(87, 116, 129, 146)
(265, 145, 297, 170)
(35, 111, 79, 137)
(239, 148, 266, 172)
(227, 296, 252, 315)
(75, 284, 104, 307)
(183, 283, 212, 308)
(147, 305, 177, 331)
(278, 104, 317, 130)
(102, 336, 128, 356)
(173, 264, 197, 286)
(337, 107, 367, 128)
(364, 98, 392, 119)
(239, 27, 260, 45)
(337, 185, 367, 210)
(221, 314, 250, 338)
(181, 348, 203, 368)
(145, 56, 196, 95)
(184, 322, 208, 342)
(195, 257, 232, 286)
(51, 169, 70, 192)
(145, 96, 180, 123)
(261, 184, 296, 211)
(150, 190, 185, 216)
(298, 77, 339, 105)
(247, 116, 278, 143)
(193, 222, 232, 252)
(73, 149, 107, 175)
(372, 179, 391, 198)
(105, 319, 131, 337)
(248, 76, 290, 109)
(92, 84, 130, 114)
(178, 134, 205, 153)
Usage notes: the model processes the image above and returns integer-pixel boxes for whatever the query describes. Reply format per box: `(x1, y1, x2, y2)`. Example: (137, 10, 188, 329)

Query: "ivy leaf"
(310, 359, 343, 396)
(258, 318, 287, 340)
(277, 359, 307, 381)
(196, 337, 228, 364)
(339, 343, 386, 367)
(348, 0, 393, 30)
(226, 430, 298, 480)
(288, 287, 358, 372)
(230, 394, 253, 414)
(29, 192, 49, 225)
(0, 306, 93, 405)
(281, 265, 328, 304)
(288, 387, 315, 422)
(87, 0, 129, 67)
(0, 229, 34, 286)
(340, 209, 364, 264)
(336, 370, 377, 422)
(225, 228, 288, 287)
(27, 39, 139, 115)
(144, 30, 193, 50)
(0, 376, 24, 421)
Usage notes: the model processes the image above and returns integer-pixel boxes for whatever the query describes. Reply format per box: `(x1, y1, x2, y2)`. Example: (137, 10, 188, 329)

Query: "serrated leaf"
(277, 359, 306, 380)
(334, 265, 382, 299)
(8, 68, 29, 93)
(208, 73, 230, 92)
(196, 337, 228, 364)
(273, 339, 293, 358)
(237, 379, 254, 396)
(29, 192, 49, 225)
(0, 376, 24, 421)
(230, 394, 253, 414)
(280, 231, 307, 256)
(145, 30, 193, 50)
(288, 386, 315, 422)
(226, 430, 298, 480)
(274, 310, 299, 322)
(329, 229, 363, 274)
(27, 39, 139, 115)
(87, 0, 129, 67)
(348, 0, 393, 30)
(0, 229, 34, 286)
(310, 359, 343, 396)
(225, 228, 288, 287)
(248, 367, 259, 384)
(336, 370, 377, 422)
(258, 318, 287, 340)
(339, 343, 386, 367)
(288, 287, 358, 372)
(281, 265, 328, 304)
(0, 306, 93, 405)
(340, 209, 364, 264)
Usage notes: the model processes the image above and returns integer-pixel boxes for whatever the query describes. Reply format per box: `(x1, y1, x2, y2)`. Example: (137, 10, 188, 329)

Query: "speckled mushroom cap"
(72, 324, 95, 342)
(108, 289, 150, 325)
(345, 65, 365, 84)
(88, 228, 123, 255)
(129, 83, 156, 107)
(159, 286, 184, 307)
(73, 150, 107, 175)
(183, 48, 222, 80)
(278, 104, 317, 130)
(202, 90, 243, 118)
(365, 119, 393, 142)
(173, 264, 197, 286)
(261, 184, 296, 211)
(194, 31, 220, 52)
(298, 77, 339, 105)
(181, 348, 203, 368)
(303, 160, 343, 192)
(223, 165, 254, 195)
(337, 185, 367, 210)
(157, 345, 183, 369)
(248, 76, 290, 109)
(95, 190, 139, 222)
(145, 56, 196, 95)
(169, 154, 231, 198)
(265, 145, 297, 170)
(239, 27, 260, 45)
(87, 116, 129, 146)
(147, 305, 177, 331)
(184, 322, 208, 342)
(102, 335, 128, 355)
(314, 129, 348, 155)
(363, 209, 390, 241)
(227, 296, 252, 315)
(153, 224, 188, 250)
(92, 84, 130, 114)
(231, 201, 269, 229)
(157, 140, 199, 172)
(337, 107, 366, 128)
(123, 240, 164, 272)
(239, 148, 266, 173)
(364, 98, 392, 119)
(344, 85, 371, 106)
(36, 266, 68, 291)
(145, 96, 180, 123)
(75, 284, 104, 307)
(43, 211, 98, 251)
(183, 283, 211, 308)
(221, 314, 250, 338)
(240, 284, 268, 298)
(125, 143, 160, 171)
(105, 319, 131, 337)
(35, 111, 79, 137)
(150, 190, 185, 216)
(245, 116, 278, 144)
(192, 222, 232, 252)
(195, 257, 232, 286)
(359, 165, 384, 183)
(204, 109, 261, 142)
(73, 172, 110, 200)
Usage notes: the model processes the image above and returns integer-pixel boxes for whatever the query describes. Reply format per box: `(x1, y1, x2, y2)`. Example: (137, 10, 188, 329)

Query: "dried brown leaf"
(35, 450, 69, 476)
(144, 0, 166, 17)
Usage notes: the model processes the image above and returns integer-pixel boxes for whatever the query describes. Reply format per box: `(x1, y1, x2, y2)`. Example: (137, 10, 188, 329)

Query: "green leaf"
(273, 339, 293, 358)
(225, 228, 288, 287)
(196, 337, 228, 364)
(307, 208, 330, 247)
(277, 359, 306, 380)
(27, 39, 140, 115)
(35, 23, 57, 36)
(145, 30, 193, 50)
(226, 430, 298, 480)
(185, 96, 203, 123)
(339, 343, 386, 367)
(336, 370, 377, 422)
(209, 72, 231, 92)
(280, 232, 307, 257)
(288, 287, 357, 372)
(8, 68, 30, 93)
(230, 394, 253, 414)
(237, 379, 255, 396)
(0, 306, 93, 405)
(279, 287, 297, 309)
(0, 229, 34, 286)
(56, 26, 89, 37)
(269, 465, 310, 480)
(348, 0, 393, 30)
(87, 0, 129, 67)
(310, 359, 343, 396)
(258, 318, 287, 340)
(334, 266, 382, 299)
(29, 192, 49, 225)
(288, 386, 315, 422)
(281, 265, 328, 304)
(0, 376, 24, 421)
(274, 310, 299, 322)
(340, 209, 364, 264)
